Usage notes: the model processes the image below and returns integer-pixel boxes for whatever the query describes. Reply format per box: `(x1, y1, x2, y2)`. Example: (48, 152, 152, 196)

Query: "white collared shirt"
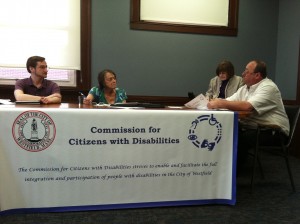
(226, 78, 289, 136)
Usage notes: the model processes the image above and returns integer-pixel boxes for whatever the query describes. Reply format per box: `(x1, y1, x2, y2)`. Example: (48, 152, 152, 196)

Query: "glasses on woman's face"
(105, 77, 116, 82)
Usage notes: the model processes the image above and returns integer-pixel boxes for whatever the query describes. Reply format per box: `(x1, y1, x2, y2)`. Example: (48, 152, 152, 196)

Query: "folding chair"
(250, 105, 300, 192)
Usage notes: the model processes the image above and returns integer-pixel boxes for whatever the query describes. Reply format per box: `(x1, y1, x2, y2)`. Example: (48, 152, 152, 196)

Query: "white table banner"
(0, 108, 238, 214)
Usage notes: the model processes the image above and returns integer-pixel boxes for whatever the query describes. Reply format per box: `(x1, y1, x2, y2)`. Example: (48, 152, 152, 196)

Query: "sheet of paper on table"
(0, 99, 14, 105)
(184, 93, 208, 109)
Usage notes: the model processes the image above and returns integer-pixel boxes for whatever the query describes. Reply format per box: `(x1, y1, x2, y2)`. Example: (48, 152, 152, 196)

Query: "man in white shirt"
(207, 60, 289, 168)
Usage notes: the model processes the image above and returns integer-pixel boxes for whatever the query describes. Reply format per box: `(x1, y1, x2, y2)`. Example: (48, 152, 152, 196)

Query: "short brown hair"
(253, 60, 267, 78)
(215, 60, 235, 78)
(26, 56, 45, 73)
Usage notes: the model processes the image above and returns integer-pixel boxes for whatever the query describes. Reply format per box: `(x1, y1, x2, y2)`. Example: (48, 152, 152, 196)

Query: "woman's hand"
(83, 98, 92, 105)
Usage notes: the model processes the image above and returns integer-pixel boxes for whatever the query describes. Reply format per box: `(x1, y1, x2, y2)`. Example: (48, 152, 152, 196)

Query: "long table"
(0, 103, 239, 214)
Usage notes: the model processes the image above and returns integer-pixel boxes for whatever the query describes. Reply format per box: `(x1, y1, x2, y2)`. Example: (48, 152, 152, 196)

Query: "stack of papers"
(184, 94, 208, 109)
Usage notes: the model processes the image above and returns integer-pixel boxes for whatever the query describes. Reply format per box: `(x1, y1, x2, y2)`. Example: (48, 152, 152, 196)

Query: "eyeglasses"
(105, 77, 116, 82)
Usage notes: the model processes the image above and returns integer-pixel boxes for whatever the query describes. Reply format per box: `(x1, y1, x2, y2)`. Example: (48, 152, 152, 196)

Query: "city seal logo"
(12, 110, 56, 152)
(188, 114, 222, 151)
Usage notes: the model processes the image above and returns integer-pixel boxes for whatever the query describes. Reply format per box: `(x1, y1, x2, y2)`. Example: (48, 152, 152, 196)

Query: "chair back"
(284, 105, 300, 147)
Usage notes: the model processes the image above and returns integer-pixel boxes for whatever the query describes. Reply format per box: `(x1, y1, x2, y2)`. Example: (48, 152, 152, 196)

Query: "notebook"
(15, 101, 41, 104)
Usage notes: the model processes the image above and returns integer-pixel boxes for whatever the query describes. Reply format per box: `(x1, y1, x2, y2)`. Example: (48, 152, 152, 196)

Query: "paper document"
(0, 99, 14, 105)
(184, 94, 208, 109)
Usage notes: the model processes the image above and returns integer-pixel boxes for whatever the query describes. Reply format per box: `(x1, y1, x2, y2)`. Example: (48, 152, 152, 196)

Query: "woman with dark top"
(206, 60, 243, 100)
